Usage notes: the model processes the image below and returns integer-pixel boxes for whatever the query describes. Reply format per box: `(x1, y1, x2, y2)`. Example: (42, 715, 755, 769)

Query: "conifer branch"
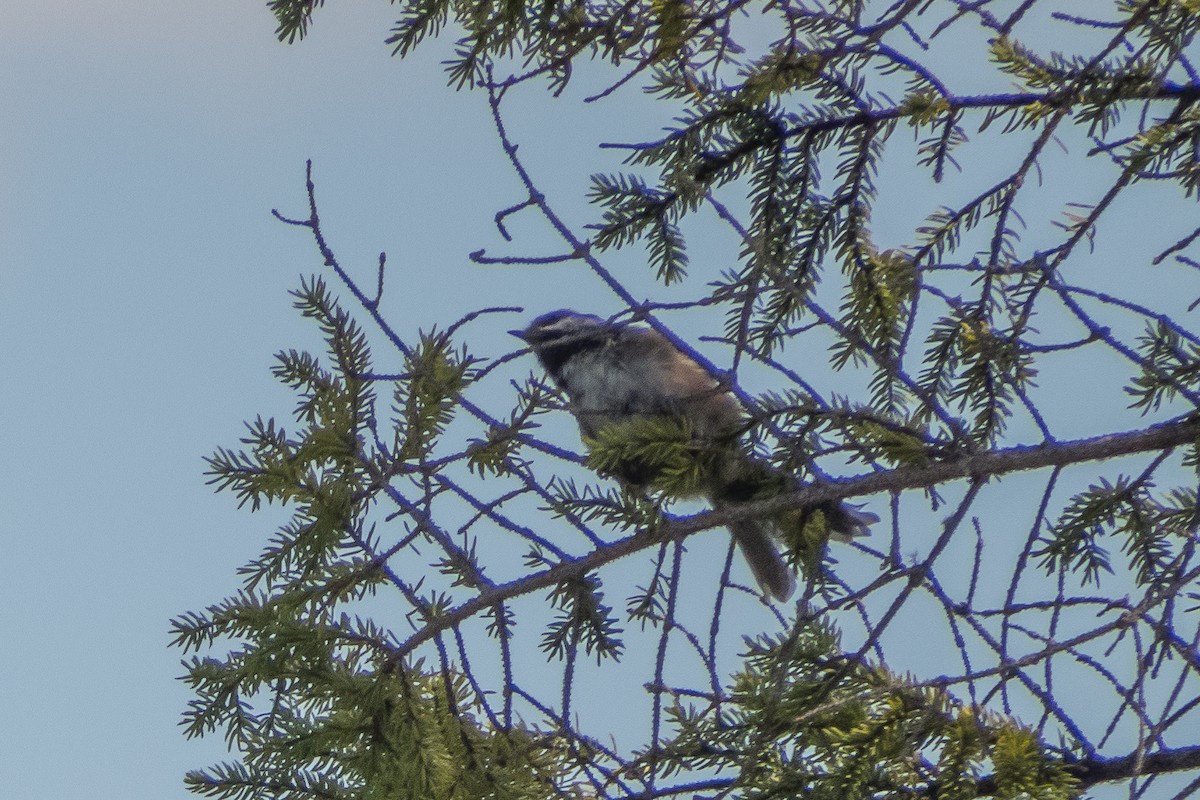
(388, 419, 1197, 660)
(187, 3, 1200, 797)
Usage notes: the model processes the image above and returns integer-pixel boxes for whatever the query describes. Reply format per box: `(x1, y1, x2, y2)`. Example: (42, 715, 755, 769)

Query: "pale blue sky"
(0, 2, 510, 794)
(3, 1, 1198, 798)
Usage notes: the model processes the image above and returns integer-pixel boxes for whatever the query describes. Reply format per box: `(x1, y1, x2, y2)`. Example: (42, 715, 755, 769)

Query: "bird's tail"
(712, 452, 877, 600)
(726, 516, 796, 601)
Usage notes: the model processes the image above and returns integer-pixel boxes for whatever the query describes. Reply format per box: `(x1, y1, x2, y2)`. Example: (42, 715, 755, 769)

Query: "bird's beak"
(508, 329, 528, 340)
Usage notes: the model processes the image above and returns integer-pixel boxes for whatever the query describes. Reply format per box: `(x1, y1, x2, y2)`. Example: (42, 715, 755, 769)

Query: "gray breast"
(557, 346, 670, 438)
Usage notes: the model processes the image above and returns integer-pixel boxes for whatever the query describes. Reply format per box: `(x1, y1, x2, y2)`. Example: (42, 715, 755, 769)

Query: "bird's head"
(509, 310, 613, 351)
(510, 310, 620, 382)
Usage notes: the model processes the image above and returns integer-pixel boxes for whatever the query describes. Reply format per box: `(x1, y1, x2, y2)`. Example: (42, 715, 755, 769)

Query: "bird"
(511, 309, 877, 601)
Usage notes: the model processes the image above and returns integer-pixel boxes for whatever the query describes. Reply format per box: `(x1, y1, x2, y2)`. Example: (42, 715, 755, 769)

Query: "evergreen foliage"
(659, 617, 1080, 800)
(181, 2, 1200, 798)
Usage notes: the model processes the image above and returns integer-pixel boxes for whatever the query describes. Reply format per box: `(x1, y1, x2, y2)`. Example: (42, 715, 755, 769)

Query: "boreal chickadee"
(511, 310, 876, 601)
